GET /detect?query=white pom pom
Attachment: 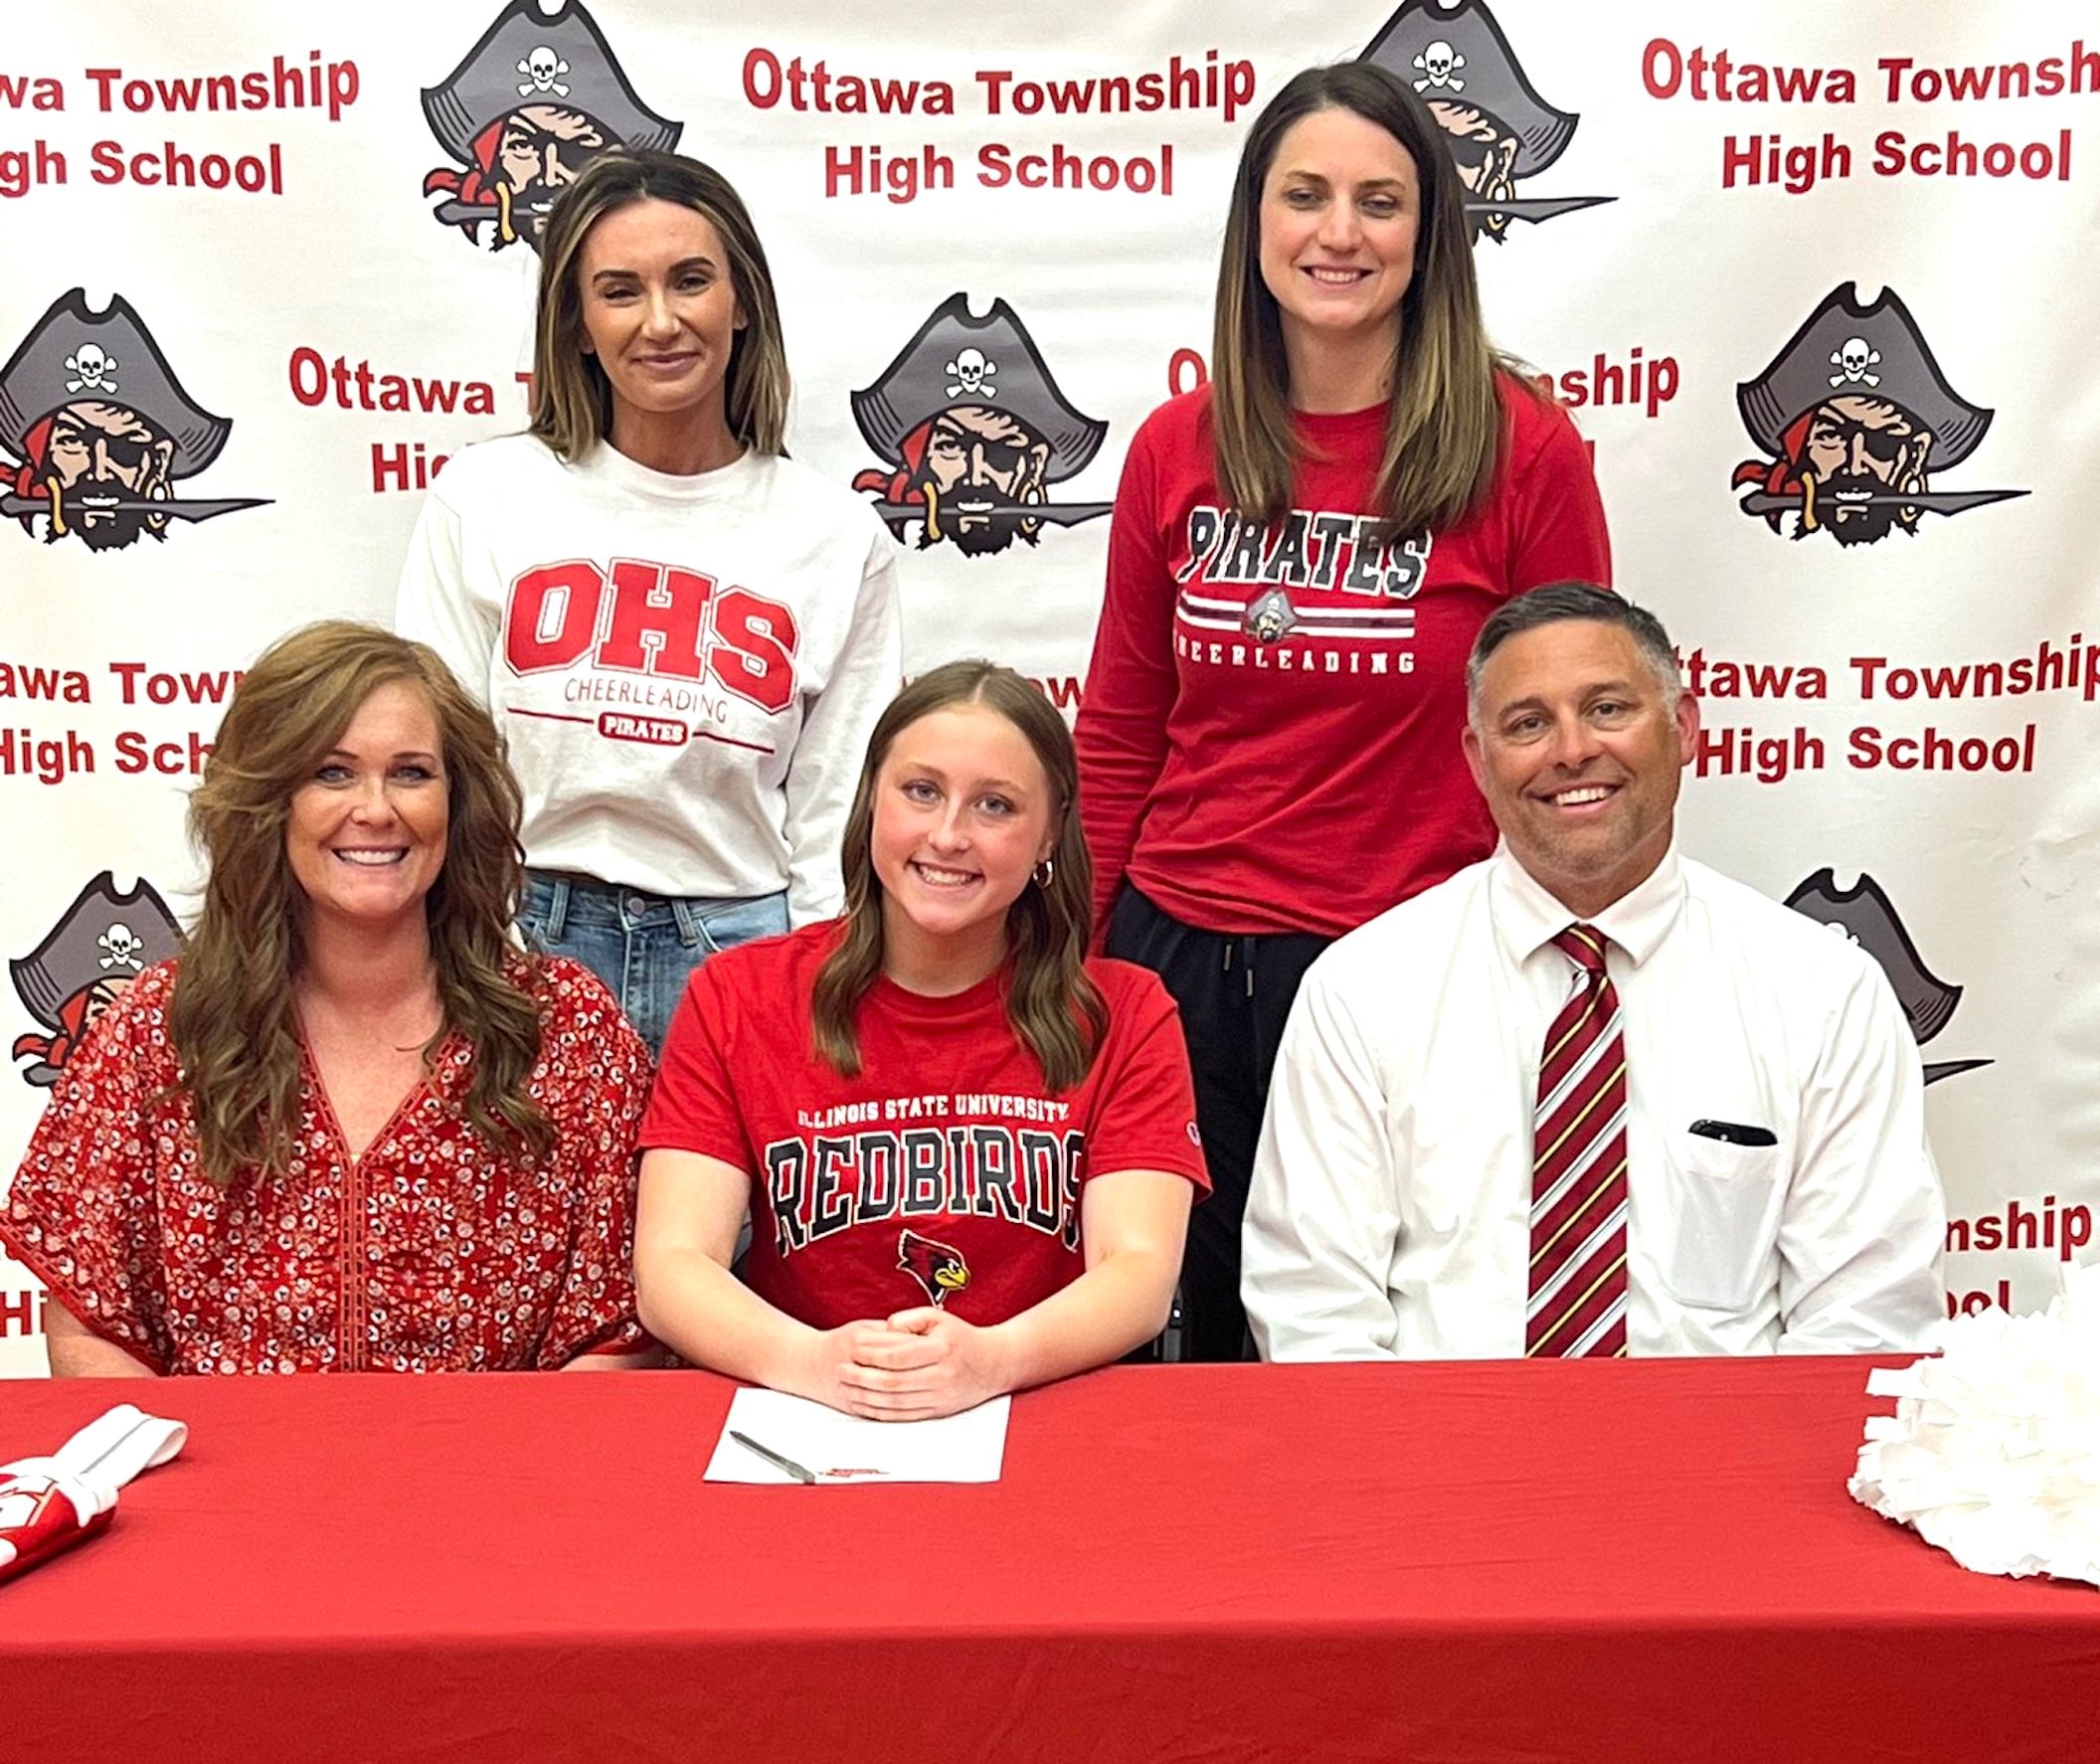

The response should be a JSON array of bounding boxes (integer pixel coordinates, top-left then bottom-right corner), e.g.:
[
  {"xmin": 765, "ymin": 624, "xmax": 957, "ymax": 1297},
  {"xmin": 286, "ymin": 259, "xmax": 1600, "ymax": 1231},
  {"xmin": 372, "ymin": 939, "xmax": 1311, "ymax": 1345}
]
[{"xmin": 1849, "ymin": 1262, "xmax": 2100, "ymax": 1585}]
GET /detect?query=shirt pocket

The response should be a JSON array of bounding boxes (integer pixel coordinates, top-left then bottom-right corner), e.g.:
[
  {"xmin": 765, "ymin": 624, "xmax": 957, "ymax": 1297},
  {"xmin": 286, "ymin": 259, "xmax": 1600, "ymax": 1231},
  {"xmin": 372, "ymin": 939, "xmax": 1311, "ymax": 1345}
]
[{"xmin": 1655, "ymin": 1133, "xmax": 1787, "ymax": 1312}]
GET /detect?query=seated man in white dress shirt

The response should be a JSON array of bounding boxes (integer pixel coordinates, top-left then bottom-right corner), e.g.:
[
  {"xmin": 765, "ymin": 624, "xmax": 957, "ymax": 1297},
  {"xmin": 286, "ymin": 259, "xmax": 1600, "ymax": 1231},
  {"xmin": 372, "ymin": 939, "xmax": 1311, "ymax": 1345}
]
[{"xmin": 1243, "ymin": 583, "xmax": 1946, "ymax": 1360}]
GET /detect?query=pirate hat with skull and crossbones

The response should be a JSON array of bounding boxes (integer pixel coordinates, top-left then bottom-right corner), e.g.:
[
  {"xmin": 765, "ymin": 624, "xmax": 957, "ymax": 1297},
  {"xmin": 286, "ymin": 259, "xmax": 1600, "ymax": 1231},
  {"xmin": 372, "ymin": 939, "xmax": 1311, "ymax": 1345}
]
[
  {"xmin": 0, "ymin": 289, "xmax": 232, "ymax": 479},
  {"xmin": 1736, "ymin": 283, "xmax": 1995, "ymax": 473},
  {"xmin": 1783, "ymin": 869, "xmax": 1991, "ymax": 1086},
  {"xmin": 1361, "ymin": 0, "xmax": 1579, "ymax": 176},
  {"xmin": 850, "ymin": 293, "xmax": 1108, "ymax": 483},
  {"xmin": 422, "ymin": 0, "xmax": 680, "ymax": 166},
  {"xmin": 10, "ymin": 872, "xmax": 183, "ymax": 1087}
]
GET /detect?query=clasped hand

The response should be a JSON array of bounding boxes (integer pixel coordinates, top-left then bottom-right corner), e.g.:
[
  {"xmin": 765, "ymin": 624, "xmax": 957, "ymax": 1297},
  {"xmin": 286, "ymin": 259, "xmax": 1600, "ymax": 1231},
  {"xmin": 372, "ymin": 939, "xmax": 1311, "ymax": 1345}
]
[{"xmin": 804, "ymin": 1309, "xmax": 1008, "ymax": 1421}]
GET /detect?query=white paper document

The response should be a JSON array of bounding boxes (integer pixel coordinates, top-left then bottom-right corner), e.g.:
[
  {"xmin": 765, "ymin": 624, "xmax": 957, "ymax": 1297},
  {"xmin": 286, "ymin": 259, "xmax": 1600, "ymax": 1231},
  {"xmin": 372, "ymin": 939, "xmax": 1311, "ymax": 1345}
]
[{"xmin": 705, "ymin": 1387, "xmax": 1011, "ymax": 1485}]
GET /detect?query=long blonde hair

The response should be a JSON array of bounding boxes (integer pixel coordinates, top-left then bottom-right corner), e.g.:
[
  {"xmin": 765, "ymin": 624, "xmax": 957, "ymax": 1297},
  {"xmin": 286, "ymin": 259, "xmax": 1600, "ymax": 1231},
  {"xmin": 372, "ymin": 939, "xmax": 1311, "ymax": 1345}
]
[
  {"xmin": 812, "ymin": 663, "xmax": 1108, "ymax": 1092},
  {"xmin": 1211, "ymin": 61, "xmax": 1535, "ymax": 542},
  {"xmin": 170, "ymin": 621, "xmax": 551, "ymax": 1183},
  {"xmin": 528, "ymin": 149, "xmax": 789, "ymax": 461}
]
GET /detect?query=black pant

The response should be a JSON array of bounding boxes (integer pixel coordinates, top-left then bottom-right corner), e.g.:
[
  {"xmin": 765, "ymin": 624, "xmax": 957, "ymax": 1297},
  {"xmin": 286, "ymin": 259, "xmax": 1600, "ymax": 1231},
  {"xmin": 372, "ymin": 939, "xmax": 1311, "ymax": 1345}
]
[{"xmin": 1106, "ymin": 885, "xmax": 1332, "ymax": 1362}]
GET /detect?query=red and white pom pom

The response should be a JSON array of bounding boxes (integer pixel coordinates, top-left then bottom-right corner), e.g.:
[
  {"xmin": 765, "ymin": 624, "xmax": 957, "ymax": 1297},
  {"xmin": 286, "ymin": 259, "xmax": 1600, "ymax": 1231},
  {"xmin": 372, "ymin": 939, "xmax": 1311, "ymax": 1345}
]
[
  {"xmin": 0, "ymin": 1405, "xmax": 187, "ymax": 1586},
  {"xmin": 0, "ymin": 1472, "xmax": 113, "ymax": 1583}
]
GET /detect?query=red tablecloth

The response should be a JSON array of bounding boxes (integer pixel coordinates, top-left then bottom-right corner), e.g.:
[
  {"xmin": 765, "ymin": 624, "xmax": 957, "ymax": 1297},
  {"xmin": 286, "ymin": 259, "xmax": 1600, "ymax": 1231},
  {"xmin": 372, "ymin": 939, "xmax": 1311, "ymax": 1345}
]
[{"xmin": 1, "ymin": 1357, "xmax": 2091, "ymax": 1762}]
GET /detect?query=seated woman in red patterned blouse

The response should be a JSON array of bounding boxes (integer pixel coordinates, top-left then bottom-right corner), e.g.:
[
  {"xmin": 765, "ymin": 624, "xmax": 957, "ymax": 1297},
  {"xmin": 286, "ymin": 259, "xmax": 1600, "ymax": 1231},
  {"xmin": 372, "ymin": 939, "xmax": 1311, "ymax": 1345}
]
[{"xmin": 2, "ymin": 621, "xmax": 655, "ymax": 1375}]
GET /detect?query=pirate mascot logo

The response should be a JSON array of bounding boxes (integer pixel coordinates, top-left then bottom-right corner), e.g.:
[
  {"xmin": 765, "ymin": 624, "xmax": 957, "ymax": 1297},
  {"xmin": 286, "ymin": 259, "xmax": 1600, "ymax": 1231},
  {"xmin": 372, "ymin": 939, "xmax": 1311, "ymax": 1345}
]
[
  {"xmin": 421, "ymin": 0, "xmax": 682, "ymax": 256},
  {"xmin": 897, "ymin": 1229, "xmax": 971, "ymax": 1308},
  {"xmin": 1733, "ymin": 283, "xmax": 2025, "ymax": 547},
  {"xmin": 0, "ymin": 290, "xmax": 267, "ymax": 551},
  {"xmin": 851, "ymin": 294, "xmax": 1109, "ymax": 557},
  {"xmin": 1360, "ymin": 0, "xmax": 1612, "ymax": 245},
  {"xmin": 11, "ymin": 873, "xmax": 182, "ymax": 1088},
  {"xmin": 1785, "ymin": 869, "xmax": 1991, "ymax": 1085}
]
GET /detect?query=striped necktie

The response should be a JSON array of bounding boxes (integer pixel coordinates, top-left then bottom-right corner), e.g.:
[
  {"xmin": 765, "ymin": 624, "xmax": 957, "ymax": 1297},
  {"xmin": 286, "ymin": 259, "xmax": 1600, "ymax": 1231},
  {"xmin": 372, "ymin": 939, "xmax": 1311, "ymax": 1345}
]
[{"xmin": 1526, "ymin": 924, "xmax": 1630, "ymax": 1358}]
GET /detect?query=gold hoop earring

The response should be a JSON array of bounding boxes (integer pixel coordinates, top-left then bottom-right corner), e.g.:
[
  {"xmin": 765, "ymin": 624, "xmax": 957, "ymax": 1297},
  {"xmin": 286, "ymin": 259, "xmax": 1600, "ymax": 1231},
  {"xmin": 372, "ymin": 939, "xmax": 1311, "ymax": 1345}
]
[{"xmin": 1032, "ymin": 857, "xmax": 1054, "ymax": 889}]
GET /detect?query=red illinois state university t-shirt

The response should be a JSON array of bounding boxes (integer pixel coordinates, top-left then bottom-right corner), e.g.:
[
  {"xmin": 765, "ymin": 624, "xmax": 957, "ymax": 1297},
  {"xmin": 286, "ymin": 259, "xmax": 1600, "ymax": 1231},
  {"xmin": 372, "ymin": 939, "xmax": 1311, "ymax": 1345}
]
[
  {"xmin": 1077, "ymin": 376, "xmax": 1610, "ymax": 939},
  {"xmin": 640, "ymin": 924, "xmax": 1209, "ymax": 1329}
]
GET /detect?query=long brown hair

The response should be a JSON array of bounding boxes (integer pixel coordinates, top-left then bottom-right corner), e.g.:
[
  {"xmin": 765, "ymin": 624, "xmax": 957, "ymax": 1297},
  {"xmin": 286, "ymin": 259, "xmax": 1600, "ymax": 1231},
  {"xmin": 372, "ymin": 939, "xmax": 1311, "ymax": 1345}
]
[
  {"xmin": 1211, "ymin": 61, "xmax": 1534, "ymax": 541},
  {"xmin": 527, "ymin": 148, "xmax": 789, "ymax": 461},
  {"xmin": 170, "ymin": 620, "xmax": 551, "ymax": 1183},
  {"xmin": 812, "ymin": 662, "xmax": 1108, "ymax": 1091}
]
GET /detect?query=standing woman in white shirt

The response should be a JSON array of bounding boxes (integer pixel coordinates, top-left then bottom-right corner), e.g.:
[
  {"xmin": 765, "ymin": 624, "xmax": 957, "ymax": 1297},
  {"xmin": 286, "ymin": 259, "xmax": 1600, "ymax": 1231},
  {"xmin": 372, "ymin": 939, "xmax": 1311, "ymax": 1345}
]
[{"xmin": 399, "ymin": 150, "xmax": 901, "ymax": 1053}]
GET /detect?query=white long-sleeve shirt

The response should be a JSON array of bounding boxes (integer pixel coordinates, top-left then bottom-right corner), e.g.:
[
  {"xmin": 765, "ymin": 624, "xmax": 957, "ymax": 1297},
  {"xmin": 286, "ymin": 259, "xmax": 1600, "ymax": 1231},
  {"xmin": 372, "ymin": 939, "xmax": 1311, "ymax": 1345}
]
[
  {"xmin": 398, "ymin": 435, "xmax": 900, "ymax": 922},
  {"xmin": 1244, "ymin": 844, "xmax": 1947, "ymax": 1360}
]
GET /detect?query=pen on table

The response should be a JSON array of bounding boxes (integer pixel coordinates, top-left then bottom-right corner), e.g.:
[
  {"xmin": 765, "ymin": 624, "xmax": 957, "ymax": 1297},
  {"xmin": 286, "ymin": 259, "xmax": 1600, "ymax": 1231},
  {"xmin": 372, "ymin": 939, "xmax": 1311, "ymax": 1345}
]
[{"xmin": 730, "ymin": 1430, "xmax": 817, "ymax": 1484}]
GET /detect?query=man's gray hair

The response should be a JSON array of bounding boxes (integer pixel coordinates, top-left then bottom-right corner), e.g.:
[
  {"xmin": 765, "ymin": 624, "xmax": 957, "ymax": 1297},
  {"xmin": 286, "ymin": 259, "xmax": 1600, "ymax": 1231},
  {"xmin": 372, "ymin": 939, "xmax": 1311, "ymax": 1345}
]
[{"xmin": 1465, "ymin": 582, "xmax": 1681, "ymax": 720}]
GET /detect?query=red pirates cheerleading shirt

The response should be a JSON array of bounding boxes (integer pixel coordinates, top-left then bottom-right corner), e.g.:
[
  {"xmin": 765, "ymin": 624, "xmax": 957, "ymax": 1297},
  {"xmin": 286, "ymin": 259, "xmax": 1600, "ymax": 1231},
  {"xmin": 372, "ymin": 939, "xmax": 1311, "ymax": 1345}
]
[
  {"xmin": 1077, "ymin": 376, "xmax": 1610, "ymax": 939},
  {"xmin": 640, "ymin": 923, "xmax": 1209, "ymax": 1328},
  {"xmin": 1, "ymin": 959, "xmax": 650, "ymax": 1373}
]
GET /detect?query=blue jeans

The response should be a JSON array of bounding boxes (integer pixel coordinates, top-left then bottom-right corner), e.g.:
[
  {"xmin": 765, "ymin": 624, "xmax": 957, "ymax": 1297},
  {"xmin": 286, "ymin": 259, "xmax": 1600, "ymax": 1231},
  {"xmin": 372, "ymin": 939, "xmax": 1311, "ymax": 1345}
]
[{"xmin": 519, "ymin": 872, "xmax": 789, "ymax": 1057}]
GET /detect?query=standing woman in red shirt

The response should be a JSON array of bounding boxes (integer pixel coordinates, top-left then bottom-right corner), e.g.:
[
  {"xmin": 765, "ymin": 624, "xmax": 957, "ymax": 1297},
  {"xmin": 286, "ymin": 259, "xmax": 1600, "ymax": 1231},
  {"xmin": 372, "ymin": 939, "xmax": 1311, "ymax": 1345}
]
[{"xmin": 1075, "ymin": 62, "xmax": 1611, "ymax": 1360}]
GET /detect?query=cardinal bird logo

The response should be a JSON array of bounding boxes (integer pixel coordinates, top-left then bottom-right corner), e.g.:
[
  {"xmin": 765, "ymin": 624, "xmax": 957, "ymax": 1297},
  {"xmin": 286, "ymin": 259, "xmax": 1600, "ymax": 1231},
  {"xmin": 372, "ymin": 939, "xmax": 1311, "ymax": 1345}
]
[{"xmin": 897, "ymin": 1228, "xmax": 970, "ymax": 1308}]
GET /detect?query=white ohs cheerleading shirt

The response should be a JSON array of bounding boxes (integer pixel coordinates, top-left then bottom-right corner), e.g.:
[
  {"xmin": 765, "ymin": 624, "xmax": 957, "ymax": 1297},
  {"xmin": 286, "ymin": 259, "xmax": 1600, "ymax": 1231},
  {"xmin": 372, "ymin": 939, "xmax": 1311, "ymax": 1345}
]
[{"xmin": 398, "ymin": 435, "xmax": 901, "ymax": 920}]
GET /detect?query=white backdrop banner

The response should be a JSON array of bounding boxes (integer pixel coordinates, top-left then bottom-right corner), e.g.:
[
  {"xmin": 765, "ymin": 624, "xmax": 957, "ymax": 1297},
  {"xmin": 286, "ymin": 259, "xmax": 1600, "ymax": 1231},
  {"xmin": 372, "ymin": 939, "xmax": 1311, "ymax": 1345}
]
[{"xmin": 4, "ymin": 0, "xmax": 2096, "ymax": 1371}]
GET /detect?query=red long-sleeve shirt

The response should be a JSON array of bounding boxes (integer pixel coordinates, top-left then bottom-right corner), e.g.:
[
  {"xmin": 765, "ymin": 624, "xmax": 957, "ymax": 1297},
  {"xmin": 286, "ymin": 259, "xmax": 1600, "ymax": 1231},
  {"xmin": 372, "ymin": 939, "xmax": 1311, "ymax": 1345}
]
[{"xmin": 1077, "ymin": 377, "xmax": 1610, "ymax": 940}]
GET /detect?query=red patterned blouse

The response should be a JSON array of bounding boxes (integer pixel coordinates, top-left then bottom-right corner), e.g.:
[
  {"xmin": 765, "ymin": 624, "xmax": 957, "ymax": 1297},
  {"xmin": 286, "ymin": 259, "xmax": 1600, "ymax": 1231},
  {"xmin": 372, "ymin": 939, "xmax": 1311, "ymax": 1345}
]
[{"xmin": 1, "ymin": 958, "xmax": 651, "ymax": 1373}]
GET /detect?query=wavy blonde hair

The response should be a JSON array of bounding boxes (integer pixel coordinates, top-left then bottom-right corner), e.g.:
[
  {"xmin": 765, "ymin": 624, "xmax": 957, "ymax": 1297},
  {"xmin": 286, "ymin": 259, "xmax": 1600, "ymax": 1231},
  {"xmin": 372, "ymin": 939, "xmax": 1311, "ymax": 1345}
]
[
  {"xmin": 1211, "ymin": 61, "xmax": 1541, "ymax": 541},
  {"xmin": 170, "ymin": 621, "xmax": 551, "ymax": 1183},
  {"xmin": 528, "ymin": 149, "xmax": 789, "ymax": 461},
  {"xmin": 812, "ymin": 662, "xmax": 1108, "ymax": 1092}
]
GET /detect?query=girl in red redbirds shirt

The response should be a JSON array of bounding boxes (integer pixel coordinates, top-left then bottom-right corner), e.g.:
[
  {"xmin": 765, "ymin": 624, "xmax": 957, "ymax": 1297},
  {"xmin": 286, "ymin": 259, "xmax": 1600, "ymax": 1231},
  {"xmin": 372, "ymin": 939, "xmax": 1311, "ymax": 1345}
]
[
  {"xmin": 1075, "ymin": 62, "xmax": 1610, "ymax": 1361},
  {"xmin": 636, "ymin": 662, "xmax": 1209, "ymax": 1419}
]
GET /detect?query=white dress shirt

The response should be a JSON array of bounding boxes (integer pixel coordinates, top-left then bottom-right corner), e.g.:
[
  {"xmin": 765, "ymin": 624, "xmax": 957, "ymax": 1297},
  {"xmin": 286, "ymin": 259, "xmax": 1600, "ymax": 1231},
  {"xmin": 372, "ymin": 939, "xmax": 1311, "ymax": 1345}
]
[{"xmin": 1243, "ymin": 844, "xmax": 1947, "ymax": 1359}]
